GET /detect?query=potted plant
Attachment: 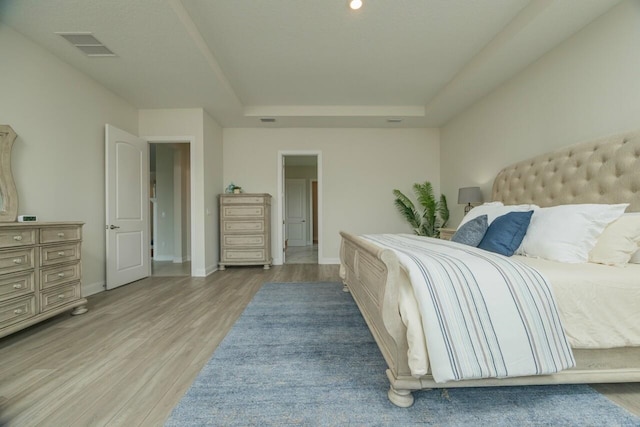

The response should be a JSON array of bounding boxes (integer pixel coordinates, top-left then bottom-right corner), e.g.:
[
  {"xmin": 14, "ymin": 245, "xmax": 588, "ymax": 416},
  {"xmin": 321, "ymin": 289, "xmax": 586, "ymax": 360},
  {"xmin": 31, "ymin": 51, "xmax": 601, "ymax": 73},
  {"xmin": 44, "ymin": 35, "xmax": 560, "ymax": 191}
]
[
  {"xmin": 226, "ymin": 183, "xmax": 242, "ymax": 194},
  {"xmin": 393, "ymin": 181, "xmax": 449, "ymax": 238}
]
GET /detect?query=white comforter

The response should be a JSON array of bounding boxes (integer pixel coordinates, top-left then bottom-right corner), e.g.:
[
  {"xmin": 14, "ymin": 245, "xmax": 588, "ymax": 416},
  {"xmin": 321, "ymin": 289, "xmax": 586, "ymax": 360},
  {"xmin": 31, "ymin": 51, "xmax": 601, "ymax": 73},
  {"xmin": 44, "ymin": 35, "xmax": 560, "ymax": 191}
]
[{"xmin": 364, "ymin": 234, "xmax": 575, "ymax": 383}]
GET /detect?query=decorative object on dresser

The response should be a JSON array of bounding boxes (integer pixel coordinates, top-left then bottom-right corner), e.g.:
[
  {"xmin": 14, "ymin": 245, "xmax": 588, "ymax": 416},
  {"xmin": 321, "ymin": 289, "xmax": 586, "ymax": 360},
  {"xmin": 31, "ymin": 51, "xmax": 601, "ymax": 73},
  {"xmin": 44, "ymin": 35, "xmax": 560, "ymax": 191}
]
[
  {"xmin": 219, "ymin": 193, "xmax": 272, "ymax": 270},
  {"xmin": 0, "ymin": 125, "xmax": 19, "ymax": 222},
  {"xmin": 0, "ymin": 222, "xmax": 88, "ymax": 339},
  {"xmin": 457, "ymin": 186, "xmax": 483, "ymax": 215}
]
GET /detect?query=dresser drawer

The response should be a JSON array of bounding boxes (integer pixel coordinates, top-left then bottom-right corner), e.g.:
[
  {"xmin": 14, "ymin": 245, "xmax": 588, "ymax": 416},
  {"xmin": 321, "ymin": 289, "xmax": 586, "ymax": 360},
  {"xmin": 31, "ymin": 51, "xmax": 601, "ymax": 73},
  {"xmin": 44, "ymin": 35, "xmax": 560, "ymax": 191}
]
[
  {"xmin": 0, "ymin": 295, "xmax": 36, "ymax": 329},
  {"xmin": 40, "ymin": 243, "xmax": 81, "ymax": 267},
  {"xmin": 0, "ymin": 228, "xmax": 37, "ymax": 249},
  {"xmin": 223, "ymin": 220, "xmax": 264, "ymax": 233},
  {"xmin": 0, "ymin": 248, "xmax": 35, "ymax": 275},
  {"xmin": 223, "ymin": 235, "xmax": 265, "ymax": 247},
  {"xmin": 40, "ymin": 226, "xmax": 82, "ymax": 244},
  {"xmin": 40, "ymin": 282, "xmax": 81, "ymax": 312},
  {"xmin": 223, "ymin": 206, "xmax": 264, "ymax": 218},
  {"xmin": 0, "ymin": 271, "xmax": 35, "ymax": 302},
  {"xmin": 222, "ymin": 249, "xmax": 266, "ymax": 261},
  {"xmin": 222, "ymin": 196, "xmax": 265, "ymax": 205},
  {"xmin": 40, "ymin": 262, "xmax": 81, "ymax": 290}
]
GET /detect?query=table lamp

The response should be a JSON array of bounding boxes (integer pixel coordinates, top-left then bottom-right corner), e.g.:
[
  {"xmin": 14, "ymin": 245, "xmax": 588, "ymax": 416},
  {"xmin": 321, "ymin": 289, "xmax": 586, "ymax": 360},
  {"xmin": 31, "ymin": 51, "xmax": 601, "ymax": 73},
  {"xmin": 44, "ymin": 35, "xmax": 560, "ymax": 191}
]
[{"xmin": 458, "ymin": 187, "xmax": 483, "ymax": 215}]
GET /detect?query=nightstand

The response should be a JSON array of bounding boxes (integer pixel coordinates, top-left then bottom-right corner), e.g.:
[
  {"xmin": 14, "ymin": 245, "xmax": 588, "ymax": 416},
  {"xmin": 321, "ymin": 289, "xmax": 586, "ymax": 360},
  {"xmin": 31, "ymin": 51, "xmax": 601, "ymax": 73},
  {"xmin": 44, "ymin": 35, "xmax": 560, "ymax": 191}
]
[{"xmin": 438, "ymin": 227, "xmax": 456, "ymax": 241}]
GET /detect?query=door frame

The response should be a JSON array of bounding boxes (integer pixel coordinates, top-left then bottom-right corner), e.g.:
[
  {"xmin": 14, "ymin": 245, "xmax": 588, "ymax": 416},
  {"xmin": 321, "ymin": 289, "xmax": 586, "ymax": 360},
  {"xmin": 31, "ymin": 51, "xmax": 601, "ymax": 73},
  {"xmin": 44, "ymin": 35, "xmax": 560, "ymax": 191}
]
[
  {"xmin": 276, "ymin": 151, "xmax": 322, "ymax": 265},
  {"xmin": 146, "ymin": 136, "xmax": 197, "ymax": 276},
  {"xmin": 310, "ymin": 179, "xmax": 317, "ymax": 245}
]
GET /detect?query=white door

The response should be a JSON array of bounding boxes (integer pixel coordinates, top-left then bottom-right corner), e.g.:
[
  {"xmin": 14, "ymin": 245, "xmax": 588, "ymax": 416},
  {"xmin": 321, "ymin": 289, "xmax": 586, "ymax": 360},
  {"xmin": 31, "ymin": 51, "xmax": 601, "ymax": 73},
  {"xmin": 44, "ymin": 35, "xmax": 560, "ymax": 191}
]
[
  {"xmin": 285, "ymin": 179, "xmax": 307, "ymax": 247},
  {"xmin": 105, "ymin": 124, "xmax": 150, "ymax": 289}
]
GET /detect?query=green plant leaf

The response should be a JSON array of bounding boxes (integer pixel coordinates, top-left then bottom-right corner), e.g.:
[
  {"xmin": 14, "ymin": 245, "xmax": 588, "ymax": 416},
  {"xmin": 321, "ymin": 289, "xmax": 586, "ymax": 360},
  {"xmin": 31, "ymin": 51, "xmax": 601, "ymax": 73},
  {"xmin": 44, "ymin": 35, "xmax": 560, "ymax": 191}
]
[
  {"xmin": 414, "ymin": 182, "xmax": 437, "ymax": 237},
  {"xmin": 438, "ymin": 194, "xmax": 450, "ymax": 229},
  {"xmin": 393, "ymin": 189, "xmax": 421, "ymax": 232},
  {"xmin": 393, "ymin": 181, "xmax": 449, "ymax": 238}
]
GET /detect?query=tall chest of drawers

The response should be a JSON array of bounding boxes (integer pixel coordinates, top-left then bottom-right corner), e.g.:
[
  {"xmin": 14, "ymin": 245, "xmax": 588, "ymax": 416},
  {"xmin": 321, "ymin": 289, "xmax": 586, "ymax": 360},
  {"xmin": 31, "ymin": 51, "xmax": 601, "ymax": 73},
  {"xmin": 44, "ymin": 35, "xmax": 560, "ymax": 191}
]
[
  {"xmin": 0, "ymin": 222, "xmax": 87, "ymax": 339},
  {"xmin": 219, "ymin": 194, "xmax": 272, "ymax": 270}
]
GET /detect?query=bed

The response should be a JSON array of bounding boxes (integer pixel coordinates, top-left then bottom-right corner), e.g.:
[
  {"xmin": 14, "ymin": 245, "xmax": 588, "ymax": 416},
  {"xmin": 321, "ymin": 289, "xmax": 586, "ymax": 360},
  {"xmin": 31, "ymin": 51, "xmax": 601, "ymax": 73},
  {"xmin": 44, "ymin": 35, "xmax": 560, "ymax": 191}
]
[{"xmin": 339, "ymin": 130, "xmax": 640, "ymax": 407}]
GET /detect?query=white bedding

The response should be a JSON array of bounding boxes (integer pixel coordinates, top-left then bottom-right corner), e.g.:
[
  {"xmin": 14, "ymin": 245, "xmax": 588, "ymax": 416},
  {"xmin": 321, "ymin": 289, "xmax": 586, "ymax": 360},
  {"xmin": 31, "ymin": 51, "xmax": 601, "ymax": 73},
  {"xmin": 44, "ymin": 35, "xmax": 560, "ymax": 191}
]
[
  {"xmin": 366, "ymin": 234, "xmax": 575, "ymax": 383},
  {"xmin": 397, "ymin": 249, "xmax": 640, "ymax": 377},
  {"xmin": 516, "ymin": 256, "xmax": 640, "ymax": 349}
]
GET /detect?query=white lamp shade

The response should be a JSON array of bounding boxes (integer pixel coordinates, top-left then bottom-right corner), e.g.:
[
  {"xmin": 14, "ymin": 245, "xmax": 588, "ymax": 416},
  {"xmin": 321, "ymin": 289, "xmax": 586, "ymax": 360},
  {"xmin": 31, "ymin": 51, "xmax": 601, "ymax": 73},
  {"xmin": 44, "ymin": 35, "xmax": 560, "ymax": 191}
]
[{"xmin": 458, "ymin": 187, "xmax": 483, "ymax": 204}]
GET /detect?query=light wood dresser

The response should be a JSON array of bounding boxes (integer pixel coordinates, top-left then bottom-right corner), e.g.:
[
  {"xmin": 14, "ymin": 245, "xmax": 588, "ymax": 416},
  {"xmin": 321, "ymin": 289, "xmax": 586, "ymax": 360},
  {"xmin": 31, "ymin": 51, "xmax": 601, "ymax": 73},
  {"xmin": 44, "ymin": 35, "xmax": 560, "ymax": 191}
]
[
  {"xmin": 219, "ymin": 193, "xmax": 272, "ymax": 270},
  {"xmin": 0, "ymin": 222, "xmax": 87, "ymax": 339}
]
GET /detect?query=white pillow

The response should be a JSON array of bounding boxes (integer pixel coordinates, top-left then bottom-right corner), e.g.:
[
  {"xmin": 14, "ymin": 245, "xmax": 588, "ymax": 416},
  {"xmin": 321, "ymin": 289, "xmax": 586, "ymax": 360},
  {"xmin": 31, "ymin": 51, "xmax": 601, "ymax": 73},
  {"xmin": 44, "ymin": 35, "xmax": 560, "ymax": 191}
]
[
  {"xmin": 457, "ymin": 202, "xmax": 538, "ymax": 230},
  {"xmin": 517, "ymin": 203, "xmax": 629, "ymax": 263},
  {"xmin": 589, "ymin": 213, "xmax": 640, "ymax": 266},
  {"xmin": 630, "ymin": 248, "xmax": 640, "ymax": 264}
]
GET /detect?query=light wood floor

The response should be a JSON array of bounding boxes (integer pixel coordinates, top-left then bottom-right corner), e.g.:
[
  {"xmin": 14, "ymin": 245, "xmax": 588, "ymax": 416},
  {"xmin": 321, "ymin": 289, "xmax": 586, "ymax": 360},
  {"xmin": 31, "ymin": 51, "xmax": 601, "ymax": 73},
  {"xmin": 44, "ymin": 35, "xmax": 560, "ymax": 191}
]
[
  {"xmin": 0, "ymin": 264, "xmax": 638, "ymax": 426},
  {"xmin": 285, "ymin": 244, "xmax": 318, "ymax": 264},
  {"xmin": 151, "ymin": 260, "xmax": 191, "ymax": 277}
]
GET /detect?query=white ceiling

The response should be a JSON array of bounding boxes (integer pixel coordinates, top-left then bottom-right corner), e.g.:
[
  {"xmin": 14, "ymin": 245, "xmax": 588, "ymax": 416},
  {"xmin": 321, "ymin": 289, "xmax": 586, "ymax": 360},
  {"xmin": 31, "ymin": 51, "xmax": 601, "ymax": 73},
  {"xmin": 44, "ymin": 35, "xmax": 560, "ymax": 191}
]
[{"xmin": 0, "ymin": 0, "xmax": 621, "ymax": 128}]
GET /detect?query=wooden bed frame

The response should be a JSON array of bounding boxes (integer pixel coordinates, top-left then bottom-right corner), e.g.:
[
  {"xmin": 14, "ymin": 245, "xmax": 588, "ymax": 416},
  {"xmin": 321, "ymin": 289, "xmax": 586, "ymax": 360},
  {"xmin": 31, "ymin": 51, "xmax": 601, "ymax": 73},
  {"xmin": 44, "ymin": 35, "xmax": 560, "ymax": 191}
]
[{"xmin": 340, "ymin": 131, "xmax": 640, "ymax": 407}]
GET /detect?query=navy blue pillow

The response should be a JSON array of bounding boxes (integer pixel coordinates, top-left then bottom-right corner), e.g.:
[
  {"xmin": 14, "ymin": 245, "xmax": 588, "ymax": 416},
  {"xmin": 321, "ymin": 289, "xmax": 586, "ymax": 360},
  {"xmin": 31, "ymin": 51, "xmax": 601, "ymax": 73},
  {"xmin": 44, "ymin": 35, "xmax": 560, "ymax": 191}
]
[
  {"xmin": 478, "ymin": 211, "xmax": 533, "ymax": 256},
  {"xmin": 451, "ymin": 215, "xmax": 488, "ymax": 247}
]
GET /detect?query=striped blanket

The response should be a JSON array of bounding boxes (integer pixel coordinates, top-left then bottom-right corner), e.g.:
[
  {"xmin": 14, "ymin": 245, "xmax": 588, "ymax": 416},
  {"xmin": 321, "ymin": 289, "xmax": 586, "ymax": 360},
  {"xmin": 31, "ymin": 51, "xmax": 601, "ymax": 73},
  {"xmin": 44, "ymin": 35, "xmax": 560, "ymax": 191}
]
[{"xmin": 364, "ymin": 234, "xmax": 575, "ymax": 383}]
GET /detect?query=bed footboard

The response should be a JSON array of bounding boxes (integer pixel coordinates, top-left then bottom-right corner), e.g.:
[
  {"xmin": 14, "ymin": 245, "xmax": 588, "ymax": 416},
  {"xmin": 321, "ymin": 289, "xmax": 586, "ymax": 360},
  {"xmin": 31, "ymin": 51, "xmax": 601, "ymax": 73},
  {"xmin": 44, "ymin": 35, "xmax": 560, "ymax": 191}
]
[
  {"xmin": 339, "ymin": 231, "xmax": 420, "ymax": 406},
  {"xmin": 339, "ymin": 231, "xmax": 640, "ymax": 408}
]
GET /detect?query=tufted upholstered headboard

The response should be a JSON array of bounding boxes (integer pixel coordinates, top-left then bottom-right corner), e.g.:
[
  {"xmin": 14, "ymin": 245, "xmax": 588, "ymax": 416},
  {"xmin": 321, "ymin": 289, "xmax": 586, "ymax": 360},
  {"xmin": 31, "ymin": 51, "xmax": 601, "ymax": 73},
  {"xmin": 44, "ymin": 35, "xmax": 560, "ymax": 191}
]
[{"xmin": 492, "ymin": 131, "xmax": 640, "ymax": 212}]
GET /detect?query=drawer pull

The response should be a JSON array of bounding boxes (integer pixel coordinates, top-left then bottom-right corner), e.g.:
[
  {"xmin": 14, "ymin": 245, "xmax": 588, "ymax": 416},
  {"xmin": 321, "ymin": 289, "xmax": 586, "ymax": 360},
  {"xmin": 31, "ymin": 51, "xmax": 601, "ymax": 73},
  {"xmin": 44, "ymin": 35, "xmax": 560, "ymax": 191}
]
[
  {"xmin": 57, "ymin": 251, "xmax": 65, "ymax": 256},
  {"xmin": 13, "ymin": 258, "xmax": 22, "ymax": 264},
  {"xmin": 57, "ymin": 232, "xmax": 65, "ymax": 237},
  {"xmin": 14, "ymin": 308, "xmax": 23, "ymax": 315},
  {"xmin": 58, "ymin": 294, "xmax": 65, "ymax": 299},
  {"xmin": 13, "ymin": 235, "xmax": 22, "ymax": 241},
  {"xmin": 13, "ymin": 284, "xmax": 22, "ymax": 289},
  {"xmin": 57, "ymin": 273, "xmax": 65, "ymax": 278}
]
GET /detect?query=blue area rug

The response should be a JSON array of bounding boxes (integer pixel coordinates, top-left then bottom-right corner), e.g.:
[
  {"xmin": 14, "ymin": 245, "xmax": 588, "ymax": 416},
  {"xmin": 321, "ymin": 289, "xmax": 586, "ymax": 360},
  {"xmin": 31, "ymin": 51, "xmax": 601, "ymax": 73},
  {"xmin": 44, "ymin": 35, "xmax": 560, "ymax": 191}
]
[{"xmin": 166, "ymin": 282, "xmax": 640, "ymax": 426}]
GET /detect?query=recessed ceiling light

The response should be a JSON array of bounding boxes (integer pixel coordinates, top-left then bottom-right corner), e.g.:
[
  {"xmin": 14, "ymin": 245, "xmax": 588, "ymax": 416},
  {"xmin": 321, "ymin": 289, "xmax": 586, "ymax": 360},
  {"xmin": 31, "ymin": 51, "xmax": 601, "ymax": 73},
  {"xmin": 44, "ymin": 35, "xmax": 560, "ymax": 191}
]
[{"xmin": 349, "ymin": 0, "xmax": 363, "ymax": 10}]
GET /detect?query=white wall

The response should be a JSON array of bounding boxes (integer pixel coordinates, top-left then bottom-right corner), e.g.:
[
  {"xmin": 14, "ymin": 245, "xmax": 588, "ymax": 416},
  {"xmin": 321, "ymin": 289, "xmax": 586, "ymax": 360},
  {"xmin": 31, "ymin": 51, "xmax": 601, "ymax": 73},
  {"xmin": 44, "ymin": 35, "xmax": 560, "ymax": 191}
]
[
  {"xmin": 223, "ymin": 128, "xmax": 440, "ymax": 262},
  {"xmin": 139, "ymin": 108, "xmax": 222, "ymax": 275},
  {"xmin": 441, "ymin": 0, "xmax": 640, "ymax": 226},
  {"xmin": 0, "ymin": 24, "xmax": 138, "ymax": 295}
]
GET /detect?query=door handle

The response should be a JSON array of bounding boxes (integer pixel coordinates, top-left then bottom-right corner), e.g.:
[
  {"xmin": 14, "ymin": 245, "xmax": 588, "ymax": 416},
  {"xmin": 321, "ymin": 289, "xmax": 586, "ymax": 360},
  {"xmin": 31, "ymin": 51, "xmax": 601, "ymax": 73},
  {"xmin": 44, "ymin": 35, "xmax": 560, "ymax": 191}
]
[
  {"xmin": 301, "ymin": 220, "xmax": 306, "ymax": 222},
  {"xmin": 109, "ymin": 225, "xmax": 120, "ymax": 230}
]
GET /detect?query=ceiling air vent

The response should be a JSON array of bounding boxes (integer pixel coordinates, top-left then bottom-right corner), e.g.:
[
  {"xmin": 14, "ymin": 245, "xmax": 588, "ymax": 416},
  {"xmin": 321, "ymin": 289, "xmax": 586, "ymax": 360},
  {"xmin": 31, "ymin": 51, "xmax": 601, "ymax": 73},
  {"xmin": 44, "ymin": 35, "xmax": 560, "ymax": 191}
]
[
  {"xmin": 260, "ymin": 118, "xmax": 276, "ymax": 123},
  {"xmin": 387, "ymin": 118, "xmax": 403, "ymax": 123},
  {"xmin": 56, "ymin": 32, "xmax": 116, "ymax": 57}
]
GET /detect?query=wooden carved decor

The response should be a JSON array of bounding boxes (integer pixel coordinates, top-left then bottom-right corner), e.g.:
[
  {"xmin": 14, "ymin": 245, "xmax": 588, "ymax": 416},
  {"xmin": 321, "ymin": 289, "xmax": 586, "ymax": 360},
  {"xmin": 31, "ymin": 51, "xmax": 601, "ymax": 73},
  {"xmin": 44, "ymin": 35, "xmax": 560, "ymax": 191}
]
[{"xmin": 0, "ymin": 125, "xmax": 18, "ymax": 222}]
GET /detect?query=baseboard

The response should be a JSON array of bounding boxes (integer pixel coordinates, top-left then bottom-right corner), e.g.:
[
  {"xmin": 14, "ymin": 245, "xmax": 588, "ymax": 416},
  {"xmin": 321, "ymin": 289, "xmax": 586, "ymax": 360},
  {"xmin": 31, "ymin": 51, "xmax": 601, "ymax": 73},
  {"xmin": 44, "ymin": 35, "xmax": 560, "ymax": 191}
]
[
  {"xmin": 83, "ymin": 280, "xmax": 106, "ymax": 296},
  {"xmin": 173, "ymin": 256, "xmax": 188, "ymax": 263},
  {"xmin": 193, "ymin": 264, "xmax": 218, "ymax": 277},
  {"xmin": 154, "ymin": 255, "xmax": 173, "ymax": 262},
  {"xmin": 319, "ymin": 257, "xmax": 340, "ymax": 265}
]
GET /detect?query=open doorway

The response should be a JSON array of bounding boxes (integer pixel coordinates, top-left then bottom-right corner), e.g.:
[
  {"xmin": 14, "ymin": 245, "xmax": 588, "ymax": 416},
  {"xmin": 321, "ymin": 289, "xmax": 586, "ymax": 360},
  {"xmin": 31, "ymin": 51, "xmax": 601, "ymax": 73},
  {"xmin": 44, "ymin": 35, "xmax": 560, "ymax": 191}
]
[
  {"xmin": 282, "ymin": 155, "xmax": 319, "ymax": 264},
  {"xmin": 150, "ymin": 143, "xmax": 191, "ymax": 276}
]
